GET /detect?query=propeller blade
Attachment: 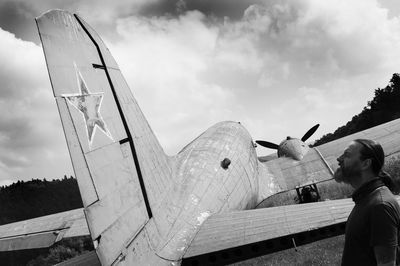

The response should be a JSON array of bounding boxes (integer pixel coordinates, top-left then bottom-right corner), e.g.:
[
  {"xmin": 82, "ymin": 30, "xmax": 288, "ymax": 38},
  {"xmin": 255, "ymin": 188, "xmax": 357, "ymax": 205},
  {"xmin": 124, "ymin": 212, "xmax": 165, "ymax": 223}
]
[
  {"xmin": 255, "ymin": 140, "xmax": 279, "ymax": 150},
  {"xmin": 301, "ymin": 124, "xmax": 320, "ymax": 142}
]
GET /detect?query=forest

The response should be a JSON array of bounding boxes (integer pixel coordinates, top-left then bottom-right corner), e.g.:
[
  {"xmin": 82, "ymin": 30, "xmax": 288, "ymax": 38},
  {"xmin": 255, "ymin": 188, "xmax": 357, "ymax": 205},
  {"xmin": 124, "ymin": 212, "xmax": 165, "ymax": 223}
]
[
  {"xmin": 314, "ymin": 73, "xmax": 400, "ymax": 146},
  {"xmin": 0, "ymin": 176, "xmax": 82, "ymax": 225}
]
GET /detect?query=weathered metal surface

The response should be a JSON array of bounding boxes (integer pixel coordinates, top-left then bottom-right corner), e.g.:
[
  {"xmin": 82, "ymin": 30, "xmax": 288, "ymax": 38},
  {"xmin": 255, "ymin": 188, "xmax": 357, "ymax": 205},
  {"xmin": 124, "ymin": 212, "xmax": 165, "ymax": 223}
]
[
  {"xmin": 154, "ymin": 121, "xmax": 263, "ymax": 260},
  {"xmin": 62, "ymin": 66, "xmax": 114, "ymax": 147},
  {"xmin": 183, "ymin": 194, "xmax": 400, "ymax": 265},
  {"xmin": 106, "ymin": 68, "xmax": 173, "ymax": 210},
  {"xmin": 37, "ymin": 10, "xmax": 150, "ymax": 265},
  {"xmin": 278, "ymin": 138, "xmax": 310, "ymax": 160},
  {"xmin": 0, "ymin": 232, "xmax": 59, "ymax": 252},
  {"xmin": 184, "ymin": 198, "xmax": 355, "ymax": 258},
  {"xmin": 0, "ymin": 208, "xmax": 88, "ymax": 251},
  {"xmin": 56, "ymin": 97, "xmax": 99, "ymax": 206},
  {"xmin": 262, "ymin": 147, "xmax": 333, "ymax": 191}
]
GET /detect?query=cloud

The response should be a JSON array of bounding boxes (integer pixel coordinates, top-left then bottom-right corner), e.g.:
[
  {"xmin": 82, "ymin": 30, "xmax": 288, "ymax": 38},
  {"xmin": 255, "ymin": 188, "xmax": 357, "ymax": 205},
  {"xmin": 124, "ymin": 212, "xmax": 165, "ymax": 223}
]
[
  {"xmin": 109, "ymin": 11, "xmax": 237, "ymax": 152},
  {"xmin": 106, "ymin": 0, "xmax": 400, "ymax": 154},
  {"xmin": 0, "ymin": 27, "xmax": 72, "ymax": 182},
  {"xmin": 0, "ymin": 1, "xmax": 38, "ymax": 42},
  {"xmin": 0, "ymin": 0, "xmax": 161, "ymax": 43},
  {"xmin": 139, "ymin": 0, "xmax": 264, "ymax": 19},
  {"xmin": 1, "ymin": 0, "xmax": 400, "ymax": 183},
  {"xmin": 0, "ymin": 29, "xmax": 46, "ymax": 98}
]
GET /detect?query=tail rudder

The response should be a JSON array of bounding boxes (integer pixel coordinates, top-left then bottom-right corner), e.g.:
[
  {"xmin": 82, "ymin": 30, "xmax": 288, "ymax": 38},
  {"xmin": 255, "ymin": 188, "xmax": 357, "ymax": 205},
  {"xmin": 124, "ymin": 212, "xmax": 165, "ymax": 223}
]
[{"xmin": 37, "ymin": 10, "xmax": 172, "ymax": 265}]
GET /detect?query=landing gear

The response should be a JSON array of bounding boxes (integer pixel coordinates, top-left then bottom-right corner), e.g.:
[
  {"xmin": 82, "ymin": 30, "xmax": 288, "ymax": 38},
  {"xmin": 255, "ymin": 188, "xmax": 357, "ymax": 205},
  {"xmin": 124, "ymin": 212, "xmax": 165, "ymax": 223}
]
[{"xmin": 296, "ymin": 184, "xmax": 320, "ymax": 204}]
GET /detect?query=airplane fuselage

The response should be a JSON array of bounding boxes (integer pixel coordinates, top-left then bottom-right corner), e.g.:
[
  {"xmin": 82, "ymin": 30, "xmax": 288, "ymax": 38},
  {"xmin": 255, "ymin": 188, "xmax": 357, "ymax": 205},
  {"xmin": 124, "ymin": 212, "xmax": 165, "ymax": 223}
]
[{"xmin": 151, "ymin": 121, "xmax": 264, "ymax": 260}]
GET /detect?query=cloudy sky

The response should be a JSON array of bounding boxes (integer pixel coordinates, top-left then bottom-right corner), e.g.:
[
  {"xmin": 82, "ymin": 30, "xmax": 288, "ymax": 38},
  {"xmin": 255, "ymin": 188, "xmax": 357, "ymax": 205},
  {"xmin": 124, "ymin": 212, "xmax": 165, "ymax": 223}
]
[{"xmin": 0, "ymin": 0, "xmax": 400, "ymax": 186}]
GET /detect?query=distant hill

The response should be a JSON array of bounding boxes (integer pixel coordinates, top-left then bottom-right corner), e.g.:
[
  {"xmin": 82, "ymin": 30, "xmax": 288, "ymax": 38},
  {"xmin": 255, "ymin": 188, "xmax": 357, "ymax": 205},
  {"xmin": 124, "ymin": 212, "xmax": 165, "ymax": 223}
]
[
  {"xmin": 314, "ymin": 73, "xmax": 400, "ymax": 146},
  {"xmin": 0, "ymin": 176, "xmax": 83, "ymax": 225}
]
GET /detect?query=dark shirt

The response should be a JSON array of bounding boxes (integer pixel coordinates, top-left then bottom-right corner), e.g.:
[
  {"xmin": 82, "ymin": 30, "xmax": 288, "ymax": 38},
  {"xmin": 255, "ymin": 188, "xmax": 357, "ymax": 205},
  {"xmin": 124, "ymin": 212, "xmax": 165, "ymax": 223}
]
[{"xmin": 342, "ymin": 178, "xmax": 400, "ymax": 266}]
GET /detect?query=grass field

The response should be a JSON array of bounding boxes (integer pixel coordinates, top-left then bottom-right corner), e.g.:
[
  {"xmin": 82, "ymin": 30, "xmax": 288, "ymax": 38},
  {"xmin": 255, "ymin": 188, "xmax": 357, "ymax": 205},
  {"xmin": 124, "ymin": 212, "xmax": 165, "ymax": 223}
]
[{"xmin": 232, "ymin": 235, "xmax": 344, "ymax": 266}]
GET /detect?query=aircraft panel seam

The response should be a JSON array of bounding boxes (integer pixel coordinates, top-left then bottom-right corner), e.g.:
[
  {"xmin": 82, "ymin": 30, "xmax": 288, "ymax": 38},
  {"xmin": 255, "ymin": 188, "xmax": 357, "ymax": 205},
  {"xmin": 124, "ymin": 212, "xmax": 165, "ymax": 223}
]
[
  {"xmin": 62, "ymin": 97, "xmax": 100, "ymax": 201},
  {"xmin": 73, "ymin": 13, "xmax": 153, "ymax": 219}
]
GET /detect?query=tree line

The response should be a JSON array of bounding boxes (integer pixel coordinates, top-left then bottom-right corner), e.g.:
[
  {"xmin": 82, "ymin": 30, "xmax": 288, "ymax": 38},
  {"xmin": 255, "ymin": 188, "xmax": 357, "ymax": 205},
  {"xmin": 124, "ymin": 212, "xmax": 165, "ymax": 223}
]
[
  {"xmin": 0, "ymin": 176, "xmax": 83, "ymax": 225},
  {"xmin": 314, "ymin": 73, "xmax": 400, "ymax": 146}
]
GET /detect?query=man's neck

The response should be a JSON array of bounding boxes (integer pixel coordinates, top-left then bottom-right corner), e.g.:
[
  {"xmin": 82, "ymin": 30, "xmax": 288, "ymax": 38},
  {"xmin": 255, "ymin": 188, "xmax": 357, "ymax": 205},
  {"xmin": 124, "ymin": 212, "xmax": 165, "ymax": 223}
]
[{"xmin": 351, "ymin": 171, "xmax": 377, "ymax": 190}]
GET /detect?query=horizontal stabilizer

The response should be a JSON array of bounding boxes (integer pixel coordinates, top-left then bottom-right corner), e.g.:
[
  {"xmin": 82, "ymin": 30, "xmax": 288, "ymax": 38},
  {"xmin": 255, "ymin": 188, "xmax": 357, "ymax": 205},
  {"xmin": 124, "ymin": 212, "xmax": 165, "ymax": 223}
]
[{"xmin": 0, "ymin": 208, "xmax": 88, "ymax": 251}]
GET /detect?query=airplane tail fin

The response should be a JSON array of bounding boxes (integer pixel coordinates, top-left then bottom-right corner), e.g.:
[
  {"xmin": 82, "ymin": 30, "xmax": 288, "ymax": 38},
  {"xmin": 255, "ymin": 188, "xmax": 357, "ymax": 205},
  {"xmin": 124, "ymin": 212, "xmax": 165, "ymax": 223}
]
[{"xmin": 36, "ymin": 10, "xmax": 172, "ymax": 265}]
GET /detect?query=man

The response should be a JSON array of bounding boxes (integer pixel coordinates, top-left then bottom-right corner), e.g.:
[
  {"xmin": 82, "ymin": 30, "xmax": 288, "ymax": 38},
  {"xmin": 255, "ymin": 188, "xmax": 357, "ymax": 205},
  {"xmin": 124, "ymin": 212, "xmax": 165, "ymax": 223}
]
[{"xmin": 335, "ymin": 139, "xmax": 400, "ymax": 266}]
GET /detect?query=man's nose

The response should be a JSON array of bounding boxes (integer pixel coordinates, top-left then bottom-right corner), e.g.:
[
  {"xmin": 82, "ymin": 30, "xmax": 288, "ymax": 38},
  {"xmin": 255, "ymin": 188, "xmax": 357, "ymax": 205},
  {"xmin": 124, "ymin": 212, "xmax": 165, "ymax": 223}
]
[{"xmin": 337, "ymin": 155, "xmax": 343, "ymax": 163}]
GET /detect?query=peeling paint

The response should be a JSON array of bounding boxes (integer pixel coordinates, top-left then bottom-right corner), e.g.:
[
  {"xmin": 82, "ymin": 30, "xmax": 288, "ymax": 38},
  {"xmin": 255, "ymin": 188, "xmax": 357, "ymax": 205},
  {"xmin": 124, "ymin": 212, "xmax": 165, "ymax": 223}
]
[
  {"xmin": 190, "ymin": 194, "xmax": 199, "ymax": 205},
  {"xmin": 62, "ymin": 65, "xmax": 113, "ymax": 148},
  {"xmin": 196, "ymin": 211, "xmax": 211, "ymax": 226}
]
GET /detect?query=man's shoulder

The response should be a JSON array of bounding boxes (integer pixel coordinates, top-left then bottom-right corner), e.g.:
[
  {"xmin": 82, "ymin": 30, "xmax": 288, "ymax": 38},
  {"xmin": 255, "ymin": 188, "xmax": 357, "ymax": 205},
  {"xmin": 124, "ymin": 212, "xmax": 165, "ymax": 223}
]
[{"xmin": 370, "ymin": 186, "xmax": 400, "ymax": 210}]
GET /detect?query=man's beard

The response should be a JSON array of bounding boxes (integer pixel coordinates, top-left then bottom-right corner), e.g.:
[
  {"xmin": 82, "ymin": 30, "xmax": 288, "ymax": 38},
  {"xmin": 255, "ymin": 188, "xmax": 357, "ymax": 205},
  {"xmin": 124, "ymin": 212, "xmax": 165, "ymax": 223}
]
[
  {"xmin": 334, "ymin": 165, "xmax": 361, "ymax": 184},
  {"xmin": 334, "ymin": 167, "xmax": 345, "ymax": 183}
]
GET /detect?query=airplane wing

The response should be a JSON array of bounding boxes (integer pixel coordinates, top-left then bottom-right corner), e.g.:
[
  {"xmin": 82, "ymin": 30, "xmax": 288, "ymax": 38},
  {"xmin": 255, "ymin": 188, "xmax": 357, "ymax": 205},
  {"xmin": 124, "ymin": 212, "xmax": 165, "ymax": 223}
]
[
  {"xmin": 0, "ymin": 208, "xmax": 88, "ymax": 251},
  {"xmin": 315, "ymin": 118, "xmax": 400, "ymax": 168},
  {"xmin": 182, "ymin": 196, "xmax": 399, "ymax": 265},
  {"xmin": 261, "ymin": 118, "xmax": 400, "ymax": 192}
]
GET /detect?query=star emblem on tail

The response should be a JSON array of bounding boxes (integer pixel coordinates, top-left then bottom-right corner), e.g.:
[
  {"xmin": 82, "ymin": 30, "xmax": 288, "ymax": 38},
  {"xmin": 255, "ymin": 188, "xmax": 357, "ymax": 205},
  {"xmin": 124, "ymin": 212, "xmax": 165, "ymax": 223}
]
[{"xmin": 62, "ymin": 66, "xmax": 113, "ymax": 147}]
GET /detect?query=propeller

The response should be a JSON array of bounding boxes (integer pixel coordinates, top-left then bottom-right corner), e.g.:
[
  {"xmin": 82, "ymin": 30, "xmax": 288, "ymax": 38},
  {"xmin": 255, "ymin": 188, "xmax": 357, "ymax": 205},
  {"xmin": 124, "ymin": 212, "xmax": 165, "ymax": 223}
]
[
  {"xmin": 255, "ymin": 140, "xmax": 279, "ymax": 150},
  {"xmin": 256, "ymin": 123, "xmax": 320, "ymax": 150},
  {"xmin": 301, "ymin": 124, "xmax": 320, "ymax": 142}
]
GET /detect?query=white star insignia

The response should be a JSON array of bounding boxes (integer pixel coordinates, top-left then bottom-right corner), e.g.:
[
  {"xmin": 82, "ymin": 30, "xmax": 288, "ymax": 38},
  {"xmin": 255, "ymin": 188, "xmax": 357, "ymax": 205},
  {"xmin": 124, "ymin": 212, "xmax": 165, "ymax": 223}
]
[{"xmin": 62, "ymin": 66, "xmax": 113, "ymax": 147}]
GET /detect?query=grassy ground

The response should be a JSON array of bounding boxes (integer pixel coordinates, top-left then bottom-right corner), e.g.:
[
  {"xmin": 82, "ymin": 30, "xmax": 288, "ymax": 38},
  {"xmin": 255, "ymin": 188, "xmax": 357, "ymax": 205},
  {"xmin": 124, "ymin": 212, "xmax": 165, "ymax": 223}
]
[{"xmin": 231, "ymin": 235, "xmax": 344, "ymax": 266}]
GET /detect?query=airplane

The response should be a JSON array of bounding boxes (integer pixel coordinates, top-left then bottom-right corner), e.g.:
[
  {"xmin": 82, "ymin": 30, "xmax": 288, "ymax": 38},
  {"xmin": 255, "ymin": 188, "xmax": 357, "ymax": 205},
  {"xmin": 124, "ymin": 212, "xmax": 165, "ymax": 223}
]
[{"xmin": 0, "ymin": 9, "xmax": 400, "ymax": 266}]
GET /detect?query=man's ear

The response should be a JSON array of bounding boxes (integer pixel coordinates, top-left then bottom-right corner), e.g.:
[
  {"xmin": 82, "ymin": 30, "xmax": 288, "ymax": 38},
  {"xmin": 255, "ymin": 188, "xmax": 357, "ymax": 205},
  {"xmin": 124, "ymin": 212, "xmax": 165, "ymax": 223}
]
[{"xmin": 362, "ymin": 158, "xmax": 372, "ymax": 171}]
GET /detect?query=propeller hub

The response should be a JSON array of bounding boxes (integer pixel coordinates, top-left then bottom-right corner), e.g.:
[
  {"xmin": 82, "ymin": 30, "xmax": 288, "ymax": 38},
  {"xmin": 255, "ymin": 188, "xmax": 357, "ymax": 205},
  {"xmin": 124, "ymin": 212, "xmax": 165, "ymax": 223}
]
[
  {"xmin": 256, "ymin": 124, "xmax": 319, "ymax": 161},
  {"xmin": 278, "ymin": 138, "xmax": 309, "ymax": 160}
]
